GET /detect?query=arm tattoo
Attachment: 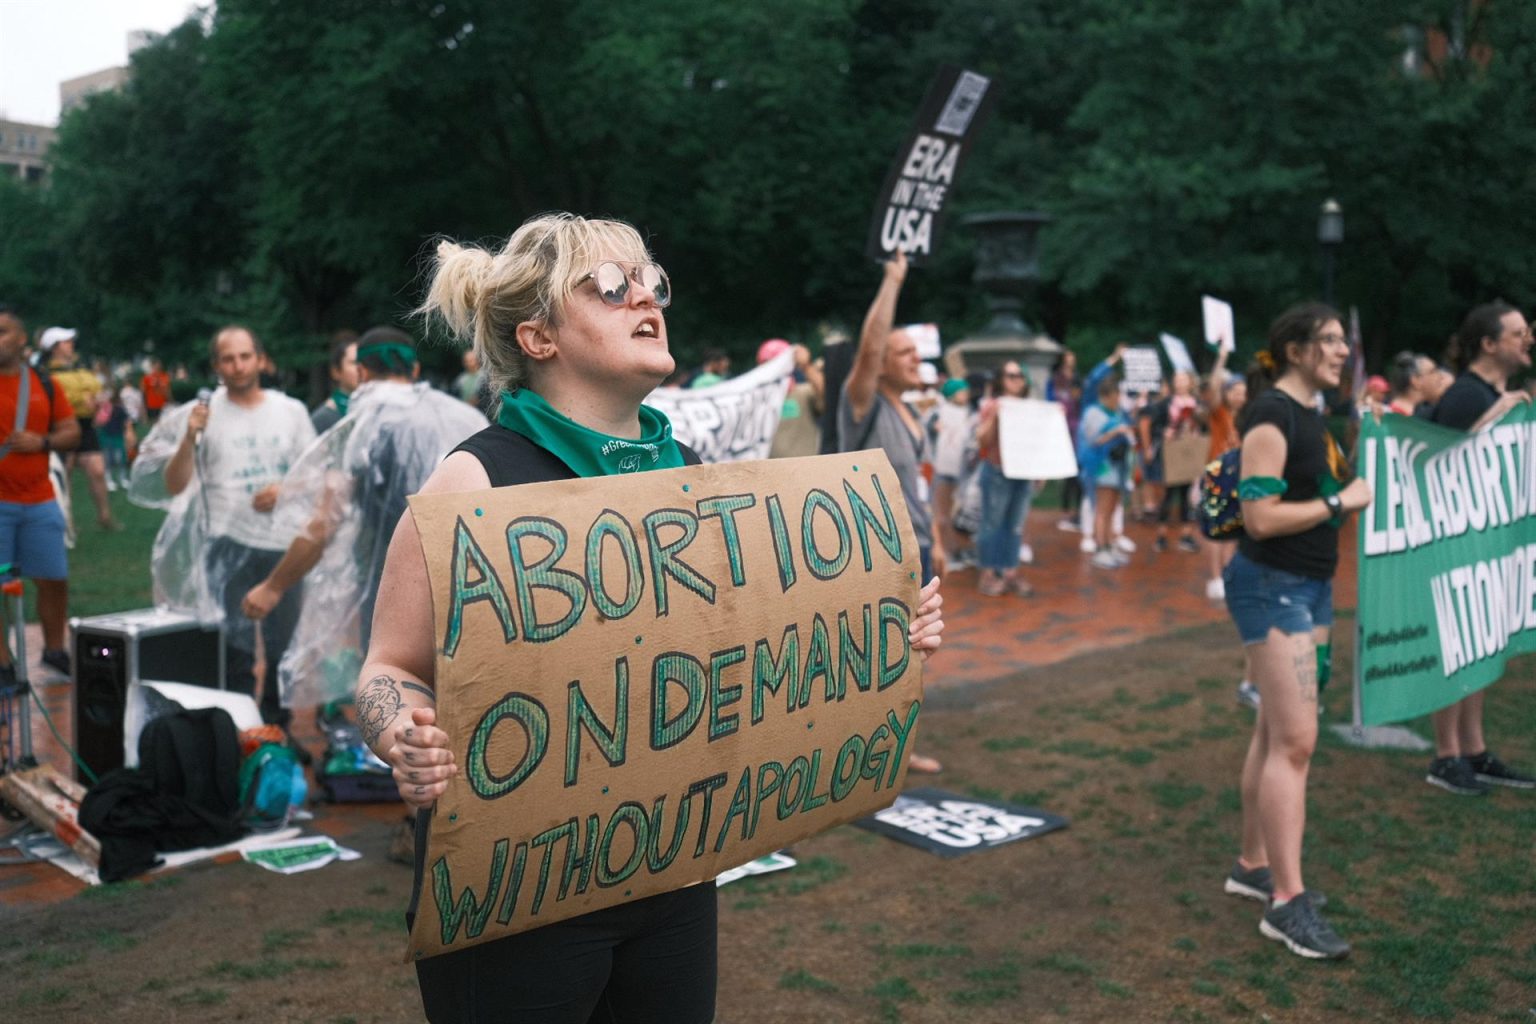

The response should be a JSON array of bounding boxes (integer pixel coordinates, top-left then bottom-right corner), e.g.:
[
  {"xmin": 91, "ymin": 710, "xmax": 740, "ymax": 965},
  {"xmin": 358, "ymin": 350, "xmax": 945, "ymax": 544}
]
[
  {"xmin": 357, "ymin": 675, "xmax": 404, "ymax": 747},
  {"xmin": 403, "ymin": 680, "xmax": 435, "ymax": 700}
]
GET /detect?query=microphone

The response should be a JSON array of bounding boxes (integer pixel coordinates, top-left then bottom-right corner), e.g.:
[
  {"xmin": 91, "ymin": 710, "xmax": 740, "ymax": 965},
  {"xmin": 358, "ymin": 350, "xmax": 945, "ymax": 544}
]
[{"xmin": 194, "ymin": 387, "xmax": 212, "ymax": 446}]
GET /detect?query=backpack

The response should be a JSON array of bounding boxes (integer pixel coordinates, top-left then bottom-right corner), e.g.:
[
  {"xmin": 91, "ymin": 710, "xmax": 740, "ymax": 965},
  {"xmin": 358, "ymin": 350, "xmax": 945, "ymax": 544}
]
[
  {"xmin": 1196, "ymin": 448, "xmax": 1244, "ymax": 539},
  {"xmin": 1196, "ymin": 391, "xmax": 1297, "ymax": 540},
  {"xmin": 137, "ymin": 707, "xmax": 243, "ymax": 823},
  {"xmin": 239, "ymin": 742, "xmax": 307, "ymax": 830}
]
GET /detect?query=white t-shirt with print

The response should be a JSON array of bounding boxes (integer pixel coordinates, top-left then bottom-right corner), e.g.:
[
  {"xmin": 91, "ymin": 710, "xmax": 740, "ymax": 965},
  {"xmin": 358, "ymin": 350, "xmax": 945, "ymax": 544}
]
[{"xmin": 199, "ymin": 390, "xmax": 316, "ymax": 550}]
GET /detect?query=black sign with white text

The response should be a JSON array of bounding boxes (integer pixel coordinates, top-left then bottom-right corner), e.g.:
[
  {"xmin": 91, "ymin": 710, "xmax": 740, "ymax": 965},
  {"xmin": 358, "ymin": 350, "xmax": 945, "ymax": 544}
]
[
  {"xmin": 855, "ymin": 788, "xmax": 1068, "ymax": 857},
  {"xmin": 864, "ymin": 66, "xmax": 997, "ymax": 265}
]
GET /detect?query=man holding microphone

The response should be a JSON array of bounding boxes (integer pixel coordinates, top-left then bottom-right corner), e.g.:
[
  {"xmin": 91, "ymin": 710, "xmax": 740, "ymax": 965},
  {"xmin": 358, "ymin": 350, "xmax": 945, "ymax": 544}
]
[{"xmin": 135, "ymin": 325, "xmax": 314, "ymax": 730}]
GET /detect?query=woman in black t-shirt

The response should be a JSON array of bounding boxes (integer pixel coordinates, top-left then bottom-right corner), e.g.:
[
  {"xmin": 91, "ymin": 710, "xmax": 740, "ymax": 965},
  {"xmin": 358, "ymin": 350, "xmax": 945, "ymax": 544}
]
[
  {"xmin": 1219, "ymin": 303, "xmax": 1371, "ymax": 961},
  {"xmin": 351, "ymin": 214, "xmax": 947, "ymax": 1022}
]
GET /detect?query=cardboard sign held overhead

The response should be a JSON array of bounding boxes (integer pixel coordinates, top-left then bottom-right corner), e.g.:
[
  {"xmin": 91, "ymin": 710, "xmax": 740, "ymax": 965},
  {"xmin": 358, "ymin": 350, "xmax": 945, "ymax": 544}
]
[
  {"xmin": 865, "ymin": 66, "xmax": 997, "ymax": 265},
  {"xmin": 405, "ymin": 452, "xmax": 924, "ymax": 960},
  {"xmin": 997, "ymin": 398, "xmax": 1079, "ymax": 481}
]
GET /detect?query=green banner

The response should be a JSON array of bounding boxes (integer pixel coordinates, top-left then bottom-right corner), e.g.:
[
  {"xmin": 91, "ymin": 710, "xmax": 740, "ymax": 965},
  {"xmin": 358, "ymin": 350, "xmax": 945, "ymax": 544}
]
[{"xmin": 1356, "ymin": 405, "xmax": 1536, "ymax": 725}]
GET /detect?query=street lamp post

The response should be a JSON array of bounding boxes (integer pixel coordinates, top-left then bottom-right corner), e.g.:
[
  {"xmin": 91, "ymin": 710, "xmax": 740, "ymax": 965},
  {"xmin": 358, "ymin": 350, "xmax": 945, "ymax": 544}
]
[{"xmin": 1317, "ymin": 198, "xmax": 1344, "ymax": 307}]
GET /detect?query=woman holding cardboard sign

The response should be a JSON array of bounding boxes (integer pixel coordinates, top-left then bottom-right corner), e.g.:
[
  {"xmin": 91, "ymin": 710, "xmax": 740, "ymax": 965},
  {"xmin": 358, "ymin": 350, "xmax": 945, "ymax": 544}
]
[
  {"xmin": 1221, "ymin": 303, "xmax": 1369, "ymax": 961},
  {"xmin": 356, "ymin": 213, "xmax": 947, "ymax": 1023}
]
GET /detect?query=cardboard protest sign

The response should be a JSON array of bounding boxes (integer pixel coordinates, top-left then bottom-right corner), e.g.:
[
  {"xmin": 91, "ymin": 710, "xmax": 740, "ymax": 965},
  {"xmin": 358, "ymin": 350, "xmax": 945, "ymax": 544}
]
[
  {"xmin": 1120, "ymin": 347, "xmax": 1164, "ymax": 394},
  {"xmin": 405, "ymin": 452, "xmax": 924, "ymax": 959},
  {"xmin": 865, "ymin": 66, "xmax": 997, "ymax": 264},
  {"xmin": 1161, "ymin": 434, "xmax": 1210, "ymax": 486},
  {"xmin": 644, "ymin": 349, "xmax": 794, "ymax": 463},
  {"xmin": 1201, "ymin": 296, "xmax": 1235, "ymax": 353},
  {"xmin": 855, "ymin": 788, "xmax": 1068, "ymax": 857},
  {"xmin": 1159, "ymin": 333, "xmax": 1196, "ymax": 375},
  {"xmin": 1355, "ymin": 407, "xmax": 1536, "ymax": 726},
  {"xmin": 997, "ymin": 398, "xmax": 1078, "ymax": 481}
]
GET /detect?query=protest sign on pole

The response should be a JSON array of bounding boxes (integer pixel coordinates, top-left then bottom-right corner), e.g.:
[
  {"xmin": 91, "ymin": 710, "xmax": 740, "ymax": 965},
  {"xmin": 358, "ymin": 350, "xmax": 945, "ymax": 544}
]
[
  {"xmin": 1201, "ymin": 296, "xmax": 1235, "ymax": 353},
  {"xmin": 404, "ymin": 451, "xmax": 923, "ymax": 960},
  {"xmin": 997, "ymin": 398, "xmax": 1078, "ymax": 481},
  {"xmin": 865, "ymin": 66, "xmax": 997, "ymax": 265},
  {"xmin": 644, "ymin": 349, "xmax": 794, "ymax": 463},
  {"xmin": 1159, "ymin": 333, "xmax": 1196, "ymax": 375},
  {"xmin": 1120, "ymin": 347, "xmax": 1164, "ymax": 395},
  {"xmin": 1355, "ymin": 407, "xmax": 1536, "ymax": 726}
]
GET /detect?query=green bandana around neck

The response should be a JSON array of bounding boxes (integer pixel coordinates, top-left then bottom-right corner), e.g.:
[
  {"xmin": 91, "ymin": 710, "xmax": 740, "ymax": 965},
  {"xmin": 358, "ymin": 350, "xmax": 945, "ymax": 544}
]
[
  {"xmin": 331, "ymin": 388, "xmax": 350, "ymax": 417},
  {"xmin": 496, "ymin": 387, "xmax": 685, "ymax": 477}
]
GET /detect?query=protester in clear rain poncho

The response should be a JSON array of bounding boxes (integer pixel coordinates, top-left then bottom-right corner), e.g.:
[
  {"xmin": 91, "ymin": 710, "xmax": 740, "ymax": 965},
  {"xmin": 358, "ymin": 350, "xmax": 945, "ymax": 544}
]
[
  {"xmin": 128, "ymin": 326, "xmax": 316, "ymax": 727},
  {"xmin": 238, "ymin": 327, "xmax": 488, "ymax": 711}
]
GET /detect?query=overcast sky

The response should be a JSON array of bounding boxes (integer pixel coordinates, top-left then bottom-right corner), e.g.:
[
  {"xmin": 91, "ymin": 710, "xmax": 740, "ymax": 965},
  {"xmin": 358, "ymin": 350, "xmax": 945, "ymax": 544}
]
[{"xmin": 0, "ymin": 0, "xmax": 207, "ymax": 125}]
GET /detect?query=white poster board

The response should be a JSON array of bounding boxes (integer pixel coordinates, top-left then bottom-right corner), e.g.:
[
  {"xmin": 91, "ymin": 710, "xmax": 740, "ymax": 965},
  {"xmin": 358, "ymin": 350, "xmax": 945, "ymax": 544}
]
[
  {"xmin": 1120, "ymin": 347, "xmax": 1163, "ymax": 395},
  {"xmin": 1159, "ymin": 333, "xmax": 1196, "ymax": 375},
  {"xmin": 998, "ymin": 398, "xmax": 1079, "ymax": 481},
  {"xmin": 903, "ymin": 323, "xmax": 942, "ymax": 360},
  {"xmin": 1201, "ymin": 295, "xmax": 1235, "ymax": 353}
]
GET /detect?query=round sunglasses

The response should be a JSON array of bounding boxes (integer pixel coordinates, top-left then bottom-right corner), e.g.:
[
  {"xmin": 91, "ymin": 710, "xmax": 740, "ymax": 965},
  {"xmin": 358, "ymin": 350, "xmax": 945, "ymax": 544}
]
[{"xmin": 577, "ymin": 261, "xmax": 672, "ymax": 308}]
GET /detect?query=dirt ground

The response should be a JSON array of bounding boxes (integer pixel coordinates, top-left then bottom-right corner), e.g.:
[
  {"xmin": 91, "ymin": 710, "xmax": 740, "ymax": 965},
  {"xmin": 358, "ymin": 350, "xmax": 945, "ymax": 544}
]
[{"xmin": 4, "ymin": 621, "xmax": 1534, "ymax": 1023}]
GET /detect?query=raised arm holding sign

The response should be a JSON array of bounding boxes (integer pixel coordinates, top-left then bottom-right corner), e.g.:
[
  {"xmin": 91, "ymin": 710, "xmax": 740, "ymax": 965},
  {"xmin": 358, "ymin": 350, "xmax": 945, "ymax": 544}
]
[{"xmin": 356, "ymin": 214, "xmax": 945, "ymax": 1022}]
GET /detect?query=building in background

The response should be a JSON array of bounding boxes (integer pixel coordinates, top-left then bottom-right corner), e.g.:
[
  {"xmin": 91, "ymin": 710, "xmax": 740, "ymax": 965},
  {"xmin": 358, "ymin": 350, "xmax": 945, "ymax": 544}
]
[
  {"xmin": 0, "ymin": 119, "xmax": 55, "ymax": 182},
  {"xmin": 58, "ymin": 30, "xmax": 160, "ymax": 118}
]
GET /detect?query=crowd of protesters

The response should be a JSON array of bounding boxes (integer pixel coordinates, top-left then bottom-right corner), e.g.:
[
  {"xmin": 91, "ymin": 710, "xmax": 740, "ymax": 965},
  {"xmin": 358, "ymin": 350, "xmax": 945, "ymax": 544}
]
[{"xmin": 2, "ymin": 223, "xmax": 1532, "ymax": 1009}]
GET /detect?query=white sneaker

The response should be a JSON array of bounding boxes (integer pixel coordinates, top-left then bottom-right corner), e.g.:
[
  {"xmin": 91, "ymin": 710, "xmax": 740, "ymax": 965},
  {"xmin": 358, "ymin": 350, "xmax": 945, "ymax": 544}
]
[
  {"xmin": 1090, "ymin": 550, "xmax": 1120, "ymax": 570},
  {"xmin": 1114, "ymin": 535, "xmax": 1137, "ymax": 554},
  {"xmin": 105, "ymin": 478, "xmax": 118, "ymax": 492},
  {"xmin": 1018, "ymin": 543, "xmax": 1034, "ymax": 565},
  {"xmin": 1205, "ymin": 577, "xmax": 1225, "ymax": 601},
  {"xmin": 1079, "ymin": 537, "xmax": 1098, "ymax": 554},
  {"xmin": 1056, "ymin": 517, "xmax": 1081, "ymax": 533},
  {"xmin": 1110, "ymin": 548, "xmax": 1131, "ymax": 566},
  {"xmin": 1236, "ymin": 680, "xmax": 1261, "ymax": 710}
]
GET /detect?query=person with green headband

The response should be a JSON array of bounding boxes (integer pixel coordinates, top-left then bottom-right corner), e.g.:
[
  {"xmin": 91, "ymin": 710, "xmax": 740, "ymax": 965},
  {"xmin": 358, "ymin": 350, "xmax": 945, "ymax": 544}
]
[
  {"xmin": 241, "ymin": 324, "xmax": 487, "ymax": 787},
  {"xmin": 310, "ymin": 334, "xmax": 359, "ymax": 434},
  {"xmin": 352, "ymin": 213, "xmax": 947, "ymax": 1023}
]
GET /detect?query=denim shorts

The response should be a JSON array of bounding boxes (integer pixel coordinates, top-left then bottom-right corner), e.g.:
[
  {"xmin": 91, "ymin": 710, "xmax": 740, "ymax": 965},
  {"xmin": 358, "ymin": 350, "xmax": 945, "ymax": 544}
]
[
  {"xmin": 0, "ymin": 500, "xmax": 68, "ymax": 580},
  {"xmin": 1222, "ymin": 549, "xmax": 1333, "ymax": 645}
]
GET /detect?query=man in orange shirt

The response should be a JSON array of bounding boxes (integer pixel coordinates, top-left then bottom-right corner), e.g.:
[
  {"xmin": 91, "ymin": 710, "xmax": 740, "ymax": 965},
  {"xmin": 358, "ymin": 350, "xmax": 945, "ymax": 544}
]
[
  {"xmin": 141, "ymin": 357, "xmax": 171, "ymax": 424},
  {"xmin": 0, "ymin": 305, "xmax": 80, "ymax": 682}
]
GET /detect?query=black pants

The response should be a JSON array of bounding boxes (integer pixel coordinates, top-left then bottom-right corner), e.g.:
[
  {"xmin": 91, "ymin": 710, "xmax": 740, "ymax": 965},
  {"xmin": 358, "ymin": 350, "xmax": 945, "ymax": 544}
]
[
  {"xmin": 1159, "ymin": 481, "xmax": 1192, "ymax": 525},
  {"xmin": 207, "ymin": 536, "xmax": 301, "ymax": 726},
  {"xmin": 1060, "ymin": 475, "xmax": 1082, "ymax": 513},
  {"xmin": 413, "ymin": 883, "xmax": 718, "ymax": 1023}
]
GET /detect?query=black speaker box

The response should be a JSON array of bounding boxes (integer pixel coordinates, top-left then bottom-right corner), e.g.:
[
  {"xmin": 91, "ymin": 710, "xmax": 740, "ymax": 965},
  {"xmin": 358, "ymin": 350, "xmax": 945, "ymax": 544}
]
[{"xmin": 71, "ymin": 609, "xmax": 225, "ymax": 783}]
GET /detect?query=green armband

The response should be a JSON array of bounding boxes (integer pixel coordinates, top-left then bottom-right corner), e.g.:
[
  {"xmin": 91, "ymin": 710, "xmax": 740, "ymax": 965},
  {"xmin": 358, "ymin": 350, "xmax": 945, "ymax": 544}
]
[
  {"xmin": 1316, "ymin": 642, "xmax": 1332, "ymax": 693},
  {"xmin": 1237, "ymin": 476, "xmax": 1288, "ymax": 501}
]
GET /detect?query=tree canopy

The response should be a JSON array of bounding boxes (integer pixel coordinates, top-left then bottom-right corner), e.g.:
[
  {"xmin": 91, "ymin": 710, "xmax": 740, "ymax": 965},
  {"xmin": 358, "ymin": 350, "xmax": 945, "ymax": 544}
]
[{"xmin": 2, "ymin": 0, "xmax": 1532, "ymax": 381}]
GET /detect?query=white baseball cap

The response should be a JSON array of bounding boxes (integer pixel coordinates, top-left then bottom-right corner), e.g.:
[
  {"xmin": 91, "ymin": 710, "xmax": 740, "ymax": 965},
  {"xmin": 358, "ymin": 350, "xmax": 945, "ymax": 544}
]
[{"xmin": 38, "ymin": 326, "xmax": 77, "ymax": 352}]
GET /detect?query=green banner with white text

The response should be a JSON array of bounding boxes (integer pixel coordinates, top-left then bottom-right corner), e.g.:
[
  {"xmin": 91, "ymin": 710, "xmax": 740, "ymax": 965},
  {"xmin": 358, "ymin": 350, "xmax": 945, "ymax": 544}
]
[{"xmin": 1356, "ymin": 406, "xmax": 1536, "ymax": 725}]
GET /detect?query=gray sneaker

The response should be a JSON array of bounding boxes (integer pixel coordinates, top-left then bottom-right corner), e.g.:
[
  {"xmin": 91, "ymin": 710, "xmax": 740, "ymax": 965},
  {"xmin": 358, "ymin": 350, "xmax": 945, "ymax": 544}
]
[
  {"xmin": 1469, "ymin": 751, "xmax": 1536, "ymax": 790},
  {"xmin": 1259, "ymin": 891, "xmax": 1349, "ymax": 960},
  {"xmin": 1426, "ymin": 756, "xmax": 1491, "ymax": 796},
  {"xmin": 1224, "ymin": 861, "xmax": 1272, "ymax": 902},
  {"xmin": 1223, "ymin": 861, "xmax": 1327, "ymax": 907}
]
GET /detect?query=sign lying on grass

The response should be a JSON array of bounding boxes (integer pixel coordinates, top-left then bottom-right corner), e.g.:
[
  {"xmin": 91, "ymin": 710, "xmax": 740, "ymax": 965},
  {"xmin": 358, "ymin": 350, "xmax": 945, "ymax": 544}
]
[
  {"xmin": 865, "ymin": 65, "xmax": 997, "ymax": 263},
  {"xmin": 406, "ymin": 452, "xmax": 924, "ymax": 959},
  {"xmin": 855, "ymin": 788, "xmax": 1068, "ymax": 857},
  {"xmin": 644, "ymin": 348, "xmax": 794, "ymax": 463},
  {"xmin": 1356, "ymin": 406, "xmax": 1536, "ymax": 725}
]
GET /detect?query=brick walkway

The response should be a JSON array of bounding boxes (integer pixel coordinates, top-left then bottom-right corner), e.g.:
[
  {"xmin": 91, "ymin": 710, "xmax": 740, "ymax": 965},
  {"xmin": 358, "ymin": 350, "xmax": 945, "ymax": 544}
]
[{"xmin": 1, "ymin": 509, "xmax": 1359, "ymax": 910}]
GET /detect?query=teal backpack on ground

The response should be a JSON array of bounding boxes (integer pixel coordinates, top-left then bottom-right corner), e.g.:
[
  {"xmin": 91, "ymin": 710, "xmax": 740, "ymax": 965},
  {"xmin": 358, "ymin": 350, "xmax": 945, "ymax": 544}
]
[{"xmin": 239, "ymin": 742, "xmax": 307, "ymax": 830}]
